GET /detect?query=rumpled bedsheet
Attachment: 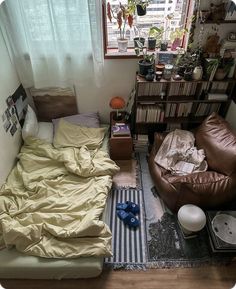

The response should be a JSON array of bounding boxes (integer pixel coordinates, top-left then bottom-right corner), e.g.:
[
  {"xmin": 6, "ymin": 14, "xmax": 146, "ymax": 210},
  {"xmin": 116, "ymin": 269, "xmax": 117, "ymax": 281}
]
[
  {"xmin": 0, "ymin": 137, "xmax": 119, "ymax": 258},
  {"xmin": 154, "ymin": 129, "xmax": 208, "ymax": 175}
]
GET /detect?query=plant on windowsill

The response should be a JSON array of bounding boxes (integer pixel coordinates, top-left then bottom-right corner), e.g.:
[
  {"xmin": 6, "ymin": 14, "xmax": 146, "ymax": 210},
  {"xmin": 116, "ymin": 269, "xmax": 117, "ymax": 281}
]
[
  {"xmin": 134, "ymin": 40, "xmax": 155, "ymax": 76},
  {"xmin": 147, "ymin": 26, "xmax": 164, "ymax": 50},
  {"xmin": 107, "ymin": 2, "xmax": 134, "ymax": 52},
  {"xmin": 170, "ymin": 27, "xmax": 188, "ymax": 51}
]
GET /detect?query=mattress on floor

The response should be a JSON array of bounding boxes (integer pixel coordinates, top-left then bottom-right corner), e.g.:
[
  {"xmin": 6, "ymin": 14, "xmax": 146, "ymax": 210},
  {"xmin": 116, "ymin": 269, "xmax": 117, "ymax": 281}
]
[
  {"xmin": 0, "ymin": 248, "xmax": 103, "ymax": 279},
  {"xmin": 0, "ymin": 126, "xmax": 110, "ymax": 279}
]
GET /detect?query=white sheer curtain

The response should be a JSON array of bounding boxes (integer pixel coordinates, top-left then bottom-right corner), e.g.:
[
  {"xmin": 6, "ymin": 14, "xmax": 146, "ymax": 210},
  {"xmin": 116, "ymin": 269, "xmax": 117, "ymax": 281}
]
[{"xmin": 0, "ymin": 0, "xmax": 104, "ymax": 88}]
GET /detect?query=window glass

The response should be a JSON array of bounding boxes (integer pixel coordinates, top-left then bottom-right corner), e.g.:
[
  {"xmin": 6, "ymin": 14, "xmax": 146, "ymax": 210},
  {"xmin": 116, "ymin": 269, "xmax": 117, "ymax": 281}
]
[{"xmin": 106, "ymin": 0, "xmax": 190, "ymax": 49}]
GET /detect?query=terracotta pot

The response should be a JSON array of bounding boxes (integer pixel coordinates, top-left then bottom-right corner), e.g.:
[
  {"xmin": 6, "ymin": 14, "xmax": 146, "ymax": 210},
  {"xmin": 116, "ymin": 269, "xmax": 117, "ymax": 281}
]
[{"xmin": 214, "ymin": 68, "xmax": 227, "ymax": 80}]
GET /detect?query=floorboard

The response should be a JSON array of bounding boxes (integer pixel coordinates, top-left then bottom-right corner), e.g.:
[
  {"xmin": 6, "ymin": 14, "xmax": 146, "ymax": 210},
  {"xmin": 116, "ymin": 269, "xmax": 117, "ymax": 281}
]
[{"xmin": 1, "ymin": 263, "xmax": 236, "ymax": 289}]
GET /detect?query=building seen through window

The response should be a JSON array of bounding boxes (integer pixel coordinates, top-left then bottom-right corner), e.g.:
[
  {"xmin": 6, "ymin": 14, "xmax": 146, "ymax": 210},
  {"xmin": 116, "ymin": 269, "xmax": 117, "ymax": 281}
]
[{"xmin": 106, "ymin": 0, "xmax": 189, "ymax": 49}]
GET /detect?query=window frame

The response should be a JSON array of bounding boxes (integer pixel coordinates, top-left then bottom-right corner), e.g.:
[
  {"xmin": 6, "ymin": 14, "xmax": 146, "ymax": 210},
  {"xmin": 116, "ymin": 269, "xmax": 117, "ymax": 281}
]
[{"xmin": 102, "ymin": 0, "xmax": 195, "ymax": 59}]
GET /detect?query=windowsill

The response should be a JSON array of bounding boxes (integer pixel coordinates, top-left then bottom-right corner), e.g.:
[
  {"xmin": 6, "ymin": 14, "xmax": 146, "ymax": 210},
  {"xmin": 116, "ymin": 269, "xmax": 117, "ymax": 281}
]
[{"xmin": 105, "ymin": 48, "xmax": 179, "ymax": 59}]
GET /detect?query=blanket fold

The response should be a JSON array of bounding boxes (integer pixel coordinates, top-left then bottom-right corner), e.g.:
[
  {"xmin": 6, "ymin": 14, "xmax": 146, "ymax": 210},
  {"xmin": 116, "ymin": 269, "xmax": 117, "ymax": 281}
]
[
  {"xmin": 0, "ymin": 137, "xmax": 119, "ymax": 258},
  {"xmin": 154, "ymin": 129, "xmax": 208, "ymax": 175}
]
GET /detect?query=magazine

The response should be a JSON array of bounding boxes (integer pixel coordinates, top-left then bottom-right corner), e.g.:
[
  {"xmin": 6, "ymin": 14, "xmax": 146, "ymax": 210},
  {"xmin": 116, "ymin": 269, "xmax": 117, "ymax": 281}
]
[{"xmin": 111, "ymin": 124, "xmax": 130, "ymax": 137}]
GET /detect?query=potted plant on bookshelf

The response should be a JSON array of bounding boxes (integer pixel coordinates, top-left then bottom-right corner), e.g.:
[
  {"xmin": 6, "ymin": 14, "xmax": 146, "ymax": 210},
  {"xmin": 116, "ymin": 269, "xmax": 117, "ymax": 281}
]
[
  {"xmin": 107, "ymin": 2, "xmax": 134, "ymax": 52},
  {"xmin": 214, "ymin": 55, "xmax": 234, "ymax": 80},
  {"xmin": 134, "ymin": 40, "xmax": 155, "ymax": 76}
]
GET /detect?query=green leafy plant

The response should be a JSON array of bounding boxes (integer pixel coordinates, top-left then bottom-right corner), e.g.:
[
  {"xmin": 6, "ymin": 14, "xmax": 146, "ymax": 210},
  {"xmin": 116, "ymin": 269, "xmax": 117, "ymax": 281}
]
[
  {"xmin": 134, "ymin": 40, "xmax": 155, "ymax": 63},
  {"xmin": 170, "ymin": 27, "xmax": 188, "ymax": 42},
  {"xmin": 149, "ymin": 26, "xmax": 164, "ymax": 40}
]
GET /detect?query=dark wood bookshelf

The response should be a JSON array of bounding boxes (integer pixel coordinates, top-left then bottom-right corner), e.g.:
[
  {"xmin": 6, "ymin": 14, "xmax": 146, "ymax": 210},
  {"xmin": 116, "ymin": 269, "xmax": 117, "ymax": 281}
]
[{"xmin": 134, "ymin": 75, "xmax": 235, "ymax": 135}]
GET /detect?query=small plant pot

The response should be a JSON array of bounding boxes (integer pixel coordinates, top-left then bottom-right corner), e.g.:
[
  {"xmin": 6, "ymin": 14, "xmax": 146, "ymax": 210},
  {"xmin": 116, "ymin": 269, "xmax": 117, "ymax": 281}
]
[
  {"xmin": 160, "ymin": 41, "xmax": 168, "ymax": 51},
  {"xmin": 148, "ymin": 37, "xmax": 156, "ymax": 50},
  {"xmin": 134, "ymin": 37, "xmax": 145, "ymax": 48},
  {"xmin": 214, "ymin": 68, "xmax": 228, "ymax": 80},
  {"xmin": 137, "ymin": 4, "xmax": 146, "ymax": 16},
  {"xmin": 184, "ymin": 70, "xmax": 193, "ymax": 81},
  {"xmin": 138, "ymin": 60, "xmax": 154, "ymax": 76},
  {"xmin": 177, "ymin": 65, "xmax": 186, "ymax": 77},
  {"xmin": 117, "ymin": 38, "xmax": 128, "ymax": 52}
]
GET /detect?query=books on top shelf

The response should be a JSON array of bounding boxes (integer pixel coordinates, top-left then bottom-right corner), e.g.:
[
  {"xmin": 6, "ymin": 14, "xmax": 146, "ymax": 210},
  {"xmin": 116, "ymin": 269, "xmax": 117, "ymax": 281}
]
[
  {"xmin": 111, "ymin": 123, "xmax": 130, "ymax": 137},
  {"xmin": 207, "ymin": 93, "xmax": 228, "ymax": 100}
]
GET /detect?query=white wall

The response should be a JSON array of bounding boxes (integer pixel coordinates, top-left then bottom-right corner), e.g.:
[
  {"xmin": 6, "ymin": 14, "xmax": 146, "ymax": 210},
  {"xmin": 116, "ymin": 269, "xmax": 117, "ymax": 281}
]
[
  {"xmin": 0, "ymin": 29, "xmax": 21, "ymax": 186},
  {"xmin": 75, "ymin": 59, "xmax": 138, "ymax": 123}
]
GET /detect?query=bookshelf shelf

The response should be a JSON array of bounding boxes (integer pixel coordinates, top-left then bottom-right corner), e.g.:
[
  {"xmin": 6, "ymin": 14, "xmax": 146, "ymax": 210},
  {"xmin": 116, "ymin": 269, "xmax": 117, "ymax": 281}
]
[{"xmin": 134, "ymin": 76, "xmax": 235, "ymax": 135}]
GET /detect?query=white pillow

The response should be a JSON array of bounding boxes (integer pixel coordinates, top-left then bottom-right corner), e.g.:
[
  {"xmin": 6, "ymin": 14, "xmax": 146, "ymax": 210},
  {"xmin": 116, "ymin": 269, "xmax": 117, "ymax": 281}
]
[
  {"xmin": 37, "ymin": 122, "xmax": 53, "ymax": 143},
  {"xmin": 22, "ymin": 105, "xmax": 39, "ymax": 141}
]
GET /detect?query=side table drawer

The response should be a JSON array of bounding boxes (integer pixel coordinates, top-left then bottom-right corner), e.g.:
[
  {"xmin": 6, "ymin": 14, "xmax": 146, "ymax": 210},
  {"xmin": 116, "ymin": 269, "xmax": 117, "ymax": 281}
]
[{"xmin": 109, "ymin": 137, "xmax": 133, "ymax": 160}]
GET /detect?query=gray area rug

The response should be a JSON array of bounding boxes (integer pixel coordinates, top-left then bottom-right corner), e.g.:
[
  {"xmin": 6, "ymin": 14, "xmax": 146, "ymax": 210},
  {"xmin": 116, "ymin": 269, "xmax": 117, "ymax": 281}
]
[{"xmin": 138, "ymin": 152, "xmax": 234, "ymax": 268}]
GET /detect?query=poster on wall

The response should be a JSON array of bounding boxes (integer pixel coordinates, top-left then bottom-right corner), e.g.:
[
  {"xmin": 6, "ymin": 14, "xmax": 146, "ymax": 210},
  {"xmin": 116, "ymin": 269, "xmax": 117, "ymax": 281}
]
[
  {"xmin": 11, "ymin": 84, "xmax": 28, "ymax": 127},
  {"xmin": 1, "ymin": 84, "xmax": 28, "ymax": 137}
]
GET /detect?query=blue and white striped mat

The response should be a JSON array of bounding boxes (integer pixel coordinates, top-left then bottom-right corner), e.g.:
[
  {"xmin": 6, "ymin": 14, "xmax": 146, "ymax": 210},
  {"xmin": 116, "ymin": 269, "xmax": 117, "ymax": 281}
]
[{"xmin": 105, "ymin": 189, "xmax": 147, "ymax": 267}]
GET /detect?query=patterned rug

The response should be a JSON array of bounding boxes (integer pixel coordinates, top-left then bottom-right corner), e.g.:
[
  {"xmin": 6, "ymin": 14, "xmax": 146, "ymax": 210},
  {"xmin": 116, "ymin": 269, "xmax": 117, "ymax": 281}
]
[
  {"xmin": 105, "ymin": 153, "xmax": 235, "ymax": 269},
  {"xmin": 138, "ymin": 153, "xmax": 235, "ymax": 268},
  {"xmin": 104, "ymin": 188, "xmax": 147, "ymax": 269}
]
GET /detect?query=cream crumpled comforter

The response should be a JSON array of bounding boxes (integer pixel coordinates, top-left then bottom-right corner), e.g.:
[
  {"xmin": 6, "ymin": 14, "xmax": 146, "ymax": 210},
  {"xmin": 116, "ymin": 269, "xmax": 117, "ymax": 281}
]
[
  {"xmin": 0, "ymin": 137, "xmax": 119, "ymax": 258},
  {"xmin": 154, "ymin": 129, "xmax": 208, "ymax": 175}
]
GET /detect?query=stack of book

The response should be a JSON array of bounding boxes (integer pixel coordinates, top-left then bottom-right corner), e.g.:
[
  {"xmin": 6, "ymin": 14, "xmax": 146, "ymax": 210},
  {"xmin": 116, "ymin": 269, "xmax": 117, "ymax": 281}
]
[
  {"xmin": 133, "ymin": 134, "xmax": 149, "ymax": 152},
  {"xmin": 111, "ymin": 123, "xmax": 130, "ymax": 137}
]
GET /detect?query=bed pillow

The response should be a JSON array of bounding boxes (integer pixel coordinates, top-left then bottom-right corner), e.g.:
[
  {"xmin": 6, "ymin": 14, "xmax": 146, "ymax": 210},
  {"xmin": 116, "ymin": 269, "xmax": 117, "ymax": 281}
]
[
  {"xmin": 36, "ymin": 122, "xmax": 54, "ymax": 143},
  {"xmin": 22, "ymin": 105, "xmax": 39, "ymax": 141},
  {"xmin": 53, "ymin": 119, "xmax": 106, "ymax": 149},
  {"xmin": 52, "ymin": 112, "xmax": 100, "ymax": 134}
]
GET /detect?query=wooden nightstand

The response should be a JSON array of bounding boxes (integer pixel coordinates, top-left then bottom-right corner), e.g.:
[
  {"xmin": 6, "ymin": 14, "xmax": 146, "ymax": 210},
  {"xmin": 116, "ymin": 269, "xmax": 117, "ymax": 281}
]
[{"xmin": 109, "ymin": 112, "xmax": 133, "ymax": 160}]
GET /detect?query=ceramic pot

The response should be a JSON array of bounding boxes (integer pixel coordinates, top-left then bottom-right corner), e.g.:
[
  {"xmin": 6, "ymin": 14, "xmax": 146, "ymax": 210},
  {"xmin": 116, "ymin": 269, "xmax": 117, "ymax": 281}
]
[
  {"xmin": 145, "ymin": 69, "xmax": 155, "ymax": 81},
  {"xmin": 214, "ymin": 68, "xmax": 227, "ymax": 80},
  {"xmin": 171, "ymin": 38, "xmax": 181, "ymax": 51},
  {"xmin": 134, "ymin": 37, "xmax": 145, "ymax": 48},
  {"xmin": 160, "ymin": 41, "xmax": 168, "ymax": 51},
  {"xmin": 148, "ymin": 37, "xmax": 156, "ymax": 50},
  {"xmin": 184, "ymin": 69, "xmax": 193, "ymax": 81},
  {"xmin": 138, "ymin": 60, "xmax": 154, "ymax": 76},
  {"xmin": 192, "ymin": 66, "xmax": 203, "ymax": 80},
  {"xmin": 117, "ymin": 38, "xmax": 128, "ymax": 52},
  {"xmin": 137, "ymin": 4, "xmax": 146, "ymax": 16}
]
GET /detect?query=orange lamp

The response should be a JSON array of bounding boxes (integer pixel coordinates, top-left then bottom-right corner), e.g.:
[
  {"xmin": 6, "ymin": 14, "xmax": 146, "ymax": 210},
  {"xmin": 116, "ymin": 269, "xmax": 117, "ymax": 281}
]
[{"xmin": 109, "ymin": 96, "xmax": 125, "ymax": 121}]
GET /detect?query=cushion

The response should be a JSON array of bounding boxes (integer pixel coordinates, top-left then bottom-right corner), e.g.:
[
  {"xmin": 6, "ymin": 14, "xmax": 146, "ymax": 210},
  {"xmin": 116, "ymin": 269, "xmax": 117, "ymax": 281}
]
[
  {"xmin": 22, "ymin": 105, "xmax": 39, "ymax": 141},
  {"xmin": 37, "ymin": 122, "xmax": 53, "ymax": 143},
  {"xmin": 195, "ymin": 113, "xmax": 236, "ymax": 175},
  {"xmin": 53, "ymin": 119, "xmax": 106, "ymax": 149},
  {"xmin": 52, "ymin": 112, "xmax": 100, "ymax": 134}
]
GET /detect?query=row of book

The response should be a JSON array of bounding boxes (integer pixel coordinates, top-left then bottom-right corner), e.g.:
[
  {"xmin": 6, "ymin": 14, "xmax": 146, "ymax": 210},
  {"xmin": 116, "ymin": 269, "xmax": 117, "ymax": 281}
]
[
  {"xmin": 136, "ymin": 105, "xmax": 164, "ymax": 123},
  {"xmin": 195, "ymin": 103, "xmax": 221, "ymax": 116},
  {"xmin": 137, "ymin": 82, "xmax": 168, "ymax": 97},
  {"xmin": 210, "ymin": 81, "xmax": 229, "ymax": 93},
  {"xmin": 136, "ymin": 102, "xmax": 223, "ymax": 122},
  {"xmin": 137, "ymin": 81, "xmax": 209, "ymax": 98},
  {"xmin": 165, "ymin": 102, "xmax": 193, "ymax": 118}
]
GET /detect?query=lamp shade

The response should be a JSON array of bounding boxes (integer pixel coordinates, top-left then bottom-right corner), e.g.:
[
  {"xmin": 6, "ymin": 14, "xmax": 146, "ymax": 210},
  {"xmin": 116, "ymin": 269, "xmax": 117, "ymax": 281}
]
[{"xmin": 109, "ymin": 96, "xmax": 125, "ymax": 109}]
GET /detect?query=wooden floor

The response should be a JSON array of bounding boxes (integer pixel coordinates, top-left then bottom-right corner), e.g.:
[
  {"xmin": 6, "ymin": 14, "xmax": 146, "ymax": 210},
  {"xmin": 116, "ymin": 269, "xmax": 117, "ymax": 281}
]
[{"xmin": 1, "ymin": 264, "xmax": 236, "ymax": 289}]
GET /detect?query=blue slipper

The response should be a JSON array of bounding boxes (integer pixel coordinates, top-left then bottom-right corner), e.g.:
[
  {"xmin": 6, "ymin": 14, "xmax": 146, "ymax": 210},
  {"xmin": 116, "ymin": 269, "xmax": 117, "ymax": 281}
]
[
  {"xmin": 116, "ymin": 201, "xmax": 140, "ymax": 215},
  {"xmin": 117, "ymin": 210, "xmax": 140, "ymax": 228}
]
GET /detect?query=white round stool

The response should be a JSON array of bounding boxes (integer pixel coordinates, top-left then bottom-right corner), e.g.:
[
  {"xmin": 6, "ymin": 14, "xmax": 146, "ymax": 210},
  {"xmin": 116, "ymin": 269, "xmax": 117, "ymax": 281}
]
[{"xmin": 177, "ymin": 204, "xmax": 206, "ymax": 235}]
